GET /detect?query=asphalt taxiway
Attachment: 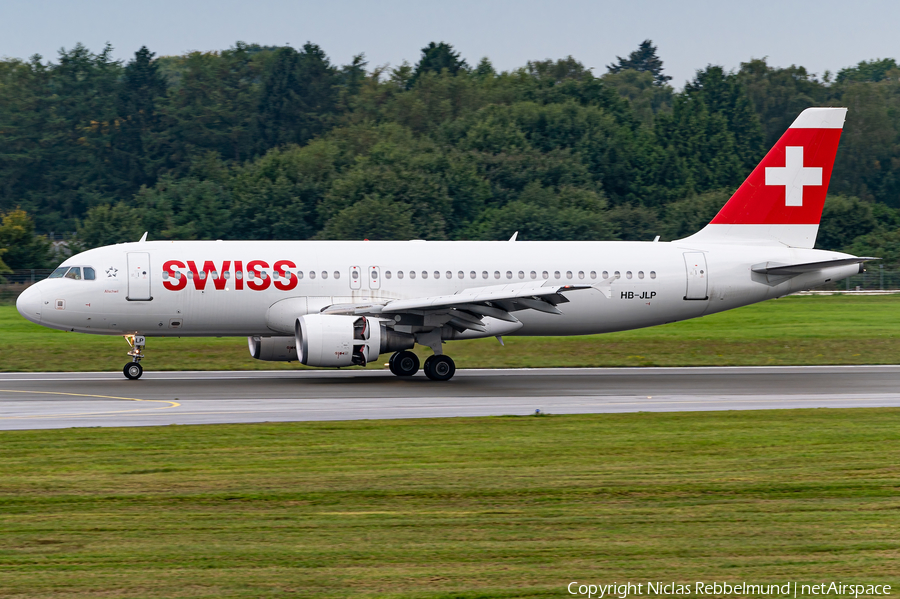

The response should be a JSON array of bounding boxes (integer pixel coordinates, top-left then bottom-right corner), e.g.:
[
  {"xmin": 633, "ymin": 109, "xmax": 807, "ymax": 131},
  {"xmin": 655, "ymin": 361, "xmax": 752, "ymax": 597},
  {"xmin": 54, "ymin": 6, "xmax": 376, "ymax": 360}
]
[{"xmin": 1, "ymin": 366, "xmax": 898, "ymax": 430}]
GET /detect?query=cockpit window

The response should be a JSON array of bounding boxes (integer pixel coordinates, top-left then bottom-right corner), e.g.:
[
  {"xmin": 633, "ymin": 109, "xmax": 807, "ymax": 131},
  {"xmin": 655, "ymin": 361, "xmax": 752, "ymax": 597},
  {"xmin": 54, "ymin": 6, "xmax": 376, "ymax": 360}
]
[
  {"xmin": 83, "ymin": 267, "xmax": 96, "ymax": 280},
  {"xmin": 64, "ymin": 267, "xmax": 82, "ymax": 280},
  {"xmin": 48, "ymin": 267, "xmax": 68, "ymax": 279}
]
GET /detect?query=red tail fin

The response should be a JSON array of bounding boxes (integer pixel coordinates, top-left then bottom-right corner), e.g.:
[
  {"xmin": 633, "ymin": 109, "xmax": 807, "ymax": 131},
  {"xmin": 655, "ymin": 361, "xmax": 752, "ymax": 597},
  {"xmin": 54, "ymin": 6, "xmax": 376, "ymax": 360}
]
[{"xmin": 684, "ymin": 107, "xmax": 846, "ymax": 248}]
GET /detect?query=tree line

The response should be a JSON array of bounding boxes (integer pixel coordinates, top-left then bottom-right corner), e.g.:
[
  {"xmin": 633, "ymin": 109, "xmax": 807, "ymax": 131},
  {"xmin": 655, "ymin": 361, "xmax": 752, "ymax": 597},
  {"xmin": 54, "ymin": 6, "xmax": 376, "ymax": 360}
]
[{"xmin": 1, "ymin": 39, "xmax": 900, "ymax": 271}]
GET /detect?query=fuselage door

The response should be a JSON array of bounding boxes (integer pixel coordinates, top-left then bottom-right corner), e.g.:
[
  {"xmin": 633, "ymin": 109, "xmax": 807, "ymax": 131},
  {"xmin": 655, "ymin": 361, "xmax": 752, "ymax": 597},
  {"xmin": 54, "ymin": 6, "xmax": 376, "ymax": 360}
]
[
  {"xmin": 683, "ymin": 252, "xmax": 708, "ymax": 300},
  {"xmin": 368, "ymin": 266, "xmax": 381, "ymax": 290},
  {"xmin": 127, "ymin": 252, "xmax": 152, "ymax": 301},
  {"xmin": 350, "ymin": 266, "xmax": 361, "ymax": 290}
]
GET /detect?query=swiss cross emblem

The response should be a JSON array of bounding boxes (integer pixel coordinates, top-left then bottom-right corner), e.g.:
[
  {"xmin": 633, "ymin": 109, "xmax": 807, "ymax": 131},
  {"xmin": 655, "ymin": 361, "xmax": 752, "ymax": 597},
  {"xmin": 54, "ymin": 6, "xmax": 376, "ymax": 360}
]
[{"xmin": 765, "ymin": 146, "xmax": 822, "ymax": 207}]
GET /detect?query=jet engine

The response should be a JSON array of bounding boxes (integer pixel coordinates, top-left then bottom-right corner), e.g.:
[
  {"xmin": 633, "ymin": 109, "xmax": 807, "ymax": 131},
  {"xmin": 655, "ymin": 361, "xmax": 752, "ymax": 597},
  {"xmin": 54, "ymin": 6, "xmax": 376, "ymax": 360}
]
[
  {"xmin": 247, "ymin": 336, "xmax": 298, "ymax": 361},
  {"xmin": 295, "ymin": 314, "xmax": 414, "ymax": 367}
]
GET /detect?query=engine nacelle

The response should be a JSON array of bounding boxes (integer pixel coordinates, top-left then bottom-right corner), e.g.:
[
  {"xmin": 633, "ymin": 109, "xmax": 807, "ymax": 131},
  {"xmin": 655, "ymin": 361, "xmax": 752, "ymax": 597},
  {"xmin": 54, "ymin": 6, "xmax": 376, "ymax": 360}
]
[
  {"xmin": 247, "ymin": 336, "xmax": 298, "ymax": 361},
  {"xmin": 295, "ymin": 314, "xmax": 414, "ymax": 367}
]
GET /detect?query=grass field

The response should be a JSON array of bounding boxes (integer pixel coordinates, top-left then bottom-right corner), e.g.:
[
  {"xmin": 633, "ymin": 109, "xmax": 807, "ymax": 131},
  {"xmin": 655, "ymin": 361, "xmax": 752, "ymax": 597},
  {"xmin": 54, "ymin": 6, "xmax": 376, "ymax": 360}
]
[
  {"xmin": 1, "ymin": 294, "xmax": 899, "ymax": 371},
  {"xmin": 1, "ymin": 410, "xmax": 899, "ymax": 598}
]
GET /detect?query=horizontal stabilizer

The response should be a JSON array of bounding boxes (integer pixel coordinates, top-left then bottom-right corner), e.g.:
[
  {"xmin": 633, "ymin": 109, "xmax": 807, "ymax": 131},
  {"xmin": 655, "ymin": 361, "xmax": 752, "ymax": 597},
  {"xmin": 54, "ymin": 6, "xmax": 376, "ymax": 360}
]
[{"xmin": 751, "ymin": 257, "xmax": 878, "ymax": 276}]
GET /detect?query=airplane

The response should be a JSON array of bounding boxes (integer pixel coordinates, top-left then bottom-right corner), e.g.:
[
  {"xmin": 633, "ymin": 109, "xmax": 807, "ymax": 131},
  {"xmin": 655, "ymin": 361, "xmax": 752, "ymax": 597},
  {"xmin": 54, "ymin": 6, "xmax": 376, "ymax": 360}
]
[{"xmin": 16, "ymin": 107, "xmax": 873, "ymax": 381}]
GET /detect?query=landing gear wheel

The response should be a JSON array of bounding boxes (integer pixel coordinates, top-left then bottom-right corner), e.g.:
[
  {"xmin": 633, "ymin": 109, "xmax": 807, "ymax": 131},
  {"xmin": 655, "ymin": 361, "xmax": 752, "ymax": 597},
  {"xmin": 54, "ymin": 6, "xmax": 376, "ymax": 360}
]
[
  {"xmin": 123, "ymin": 334, "xmax": 146, "ymax": 380},
  {"xmin": 424, "ymin": 355, "xmax": 456, "ymax": 381},
  {"xmin": 123, "ymin": 362, "xmax": 143, "ymax": 380},
  {"xmin": 391, "ymin": 350, "xmax": 419, "ymax": 377}
]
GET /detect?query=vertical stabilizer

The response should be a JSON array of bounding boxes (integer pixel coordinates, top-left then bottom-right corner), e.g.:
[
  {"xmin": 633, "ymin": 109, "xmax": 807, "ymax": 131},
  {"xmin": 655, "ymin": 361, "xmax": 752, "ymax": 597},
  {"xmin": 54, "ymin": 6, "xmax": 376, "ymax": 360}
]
[{"xmin": 680, "ymin": 107, "xmax": 846, "ymax": 248}]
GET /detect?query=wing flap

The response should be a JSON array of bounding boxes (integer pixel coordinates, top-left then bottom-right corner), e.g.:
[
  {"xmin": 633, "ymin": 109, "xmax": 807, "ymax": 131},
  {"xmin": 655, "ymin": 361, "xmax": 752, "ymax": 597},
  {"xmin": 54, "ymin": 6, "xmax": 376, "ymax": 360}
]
[{"xmin": 321, "ymin": 281, "xmax": 590, "ymax": 326}]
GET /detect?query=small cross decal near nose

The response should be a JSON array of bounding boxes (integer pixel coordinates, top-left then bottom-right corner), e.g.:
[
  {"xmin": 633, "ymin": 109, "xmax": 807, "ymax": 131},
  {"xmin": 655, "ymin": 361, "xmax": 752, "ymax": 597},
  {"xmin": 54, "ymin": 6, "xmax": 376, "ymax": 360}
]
[{"xmin": 765, "ymin": 146, "xmax": 822, "ymax": 206}]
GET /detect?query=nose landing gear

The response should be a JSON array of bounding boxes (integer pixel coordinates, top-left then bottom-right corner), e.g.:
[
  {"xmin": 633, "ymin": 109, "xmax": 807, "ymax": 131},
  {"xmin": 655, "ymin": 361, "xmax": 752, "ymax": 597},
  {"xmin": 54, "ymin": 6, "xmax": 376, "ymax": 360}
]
[{"xmin": 123, "ymin": 334, "xmax": 145, "ymax": 380}]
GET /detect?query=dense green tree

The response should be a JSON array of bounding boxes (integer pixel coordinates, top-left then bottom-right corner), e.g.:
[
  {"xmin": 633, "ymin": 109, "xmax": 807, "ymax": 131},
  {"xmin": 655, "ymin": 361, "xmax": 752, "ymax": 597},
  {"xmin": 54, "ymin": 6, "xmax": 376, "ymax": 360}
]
[
  {"xmin": 607, "ymin": 204, "xmax": 662, "ymax": 241},
  {"xmin": 153, "ymin": 44, "xmax": 263, "ymax": 170},
  {"xmin": 409, "ymin": 42, "xmax": 467, "ymax": 87},
  {"xmin": 816, "ymin": 195, "xmax": 879, "ymax": 250},
  {"xmin": 661, "ymin": 190, "xmax": 731, "ymax": 240},
  {"xmin": 77, "ymin": 202, "xmax": 145, "ymax": 247},
  {"xmin": 682, "ymin": 65, "xmax": 766, "ymax": 173},
  {"xmin": 318, "ymin": 194, "xmax": 417, "ymax": 240},
  {"xmin": 461, "ymin": 183, "xmax": 615, "ymax": 241},
  {"xmin": 2, "ymin": 39, "xmax": 900, "ymax": 258},
  {"xmin": 847, "ymin": 228, "xmax": 900, "ymax": 268},
  {"xmin": 256, "ymin": 43, "xmax": 341, "ymax": 150},
  {"xmin": 738, "ymin": 59, "xmax": 826, "ymax": 146},
  {"xmin": 607, "ymin": 40, "xmax": 672, "ymax": 85},
  {"xmin": 837, "ymin": 58, "xmax": 900, "ymax": 84},
  {"xmin": 602, "ymin": 69, "xmax": 673, "ymax": 126},
  {"xmin": 112, "ymin": 46, "xmax": 168, "ymax": 190},
  {"xmin": 231, "ymin": 138, "xmax": 341, "ymax": 239},
  {"xmin": 0, "ymin": 209, "xmax": 55, "ymax": 268}
]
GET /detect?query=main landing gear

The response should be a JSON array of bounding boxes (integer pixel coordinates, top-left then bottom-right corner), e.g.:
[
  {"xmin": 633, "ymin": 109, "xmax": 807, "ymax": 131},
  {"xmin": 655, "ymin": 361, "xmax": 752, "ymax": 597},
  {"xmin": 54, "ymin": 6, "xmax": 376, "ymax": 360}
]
[
  {"xmin": 388, "ymin": 350, "xmax": 456, "ymax": 381},
  {"xmin": 123, "ymin": 334, "xmax": 145, "ymax": 380}
]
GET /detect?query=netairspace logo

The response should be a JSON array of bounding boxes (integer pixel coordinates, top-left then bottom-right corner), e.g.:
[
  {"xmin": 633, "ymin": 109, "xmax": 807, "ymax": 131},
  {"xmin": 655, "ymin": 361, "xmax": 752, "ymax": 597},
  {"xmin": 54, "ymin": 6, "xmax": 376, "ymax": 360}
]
[{"xmin": 567, "ymin": 582, "xmax": 892, "ymax": 598}]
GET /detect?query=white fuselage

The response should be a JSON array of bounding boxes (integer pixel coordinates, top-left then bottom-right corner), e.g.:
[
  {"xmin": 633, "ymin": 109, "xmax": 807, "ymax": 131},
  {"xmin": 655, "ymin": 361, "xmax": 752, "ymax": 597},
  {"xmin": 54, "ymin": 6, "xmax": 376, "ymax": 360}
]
[{"xmin": 17, "ymin": 239, "xmax": 857, "ymax": 338}]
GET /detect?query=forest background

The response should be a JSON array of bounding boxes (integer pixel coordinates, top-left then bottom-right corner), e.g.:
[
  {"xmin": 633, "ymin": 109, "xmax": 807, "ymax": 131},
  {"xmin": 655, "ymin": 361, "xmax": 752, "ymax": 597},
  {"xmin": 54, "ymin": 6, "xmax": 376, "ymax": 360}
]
[{"xmin": 1, "ymin": 40, "xmax": 899, "ymax": 272}]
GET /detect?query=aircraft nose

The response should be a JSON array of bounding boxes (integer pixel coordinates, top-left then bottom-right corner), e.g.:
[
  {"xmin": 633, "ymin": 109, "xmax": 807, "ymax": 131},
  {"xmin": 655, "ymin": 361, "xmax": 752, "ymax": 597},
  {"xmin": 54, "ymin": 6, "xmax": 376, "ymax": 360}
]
[{"xmin": 16, "ymin": 285, "xmax": 42, "ymax": 324}]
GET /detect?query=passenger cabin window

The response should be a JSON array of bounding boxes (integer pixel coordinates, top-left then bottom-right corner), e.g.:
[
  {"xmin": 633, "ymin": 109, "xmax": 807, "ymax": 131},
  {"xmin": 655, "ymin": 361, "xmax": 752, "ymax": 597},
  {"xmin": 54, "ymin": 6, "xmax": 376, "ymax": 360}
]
[
  {"xmin": 650, "ymin": 271, "xmax": 657, "ymax": 279},
  {"xmin": 410, "ymin": 271, "xmax": 416, "ymax": 279},
  {"xmin": 398, "ymin": 271, "xmax": 404, "ymax": 279},
  {"xmin": 65, "ymin": 267, "xmax": 82, "ymax": 280},
  {"xmin": 638, "ymin": 271, "xmax": 644, "ymax": 279},
  {"xmin": 590, "ymin": 271, "xmax": 597, "ymax": 279},
  {"xmin": 386, "ymin": 271, "xmax": 392, "ymax": 279},
  {"xmin": 518, "ymin": 271, "xmax": 525, "ymax": 279}
]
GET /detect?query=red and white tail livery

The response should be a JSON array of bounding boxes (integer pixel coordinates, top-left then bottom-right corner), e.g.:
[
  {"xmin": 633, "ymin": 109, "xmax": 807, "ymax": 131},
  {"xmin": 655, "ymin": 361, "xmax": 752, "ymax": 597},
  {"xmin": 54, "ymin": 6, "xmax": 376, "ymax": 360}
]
[
  {"xmin": 17, "ymin": 107, "xmax": 873, "ymax": 381},
  {"xmin": 686, "ymin": 107, "xmax": 846, "ymax": 248}
]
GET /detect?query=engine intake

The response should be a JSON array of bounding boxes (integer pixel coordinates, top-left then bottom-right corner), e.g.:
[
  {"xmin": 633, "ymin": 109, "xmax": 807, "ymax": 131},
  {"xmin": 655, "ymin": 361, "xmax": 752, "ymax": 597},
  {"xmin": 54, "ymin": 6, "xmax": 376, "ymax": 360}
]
[{"xmin": 295, "ymin": 314, "xmax": 414, "ymax": 367}]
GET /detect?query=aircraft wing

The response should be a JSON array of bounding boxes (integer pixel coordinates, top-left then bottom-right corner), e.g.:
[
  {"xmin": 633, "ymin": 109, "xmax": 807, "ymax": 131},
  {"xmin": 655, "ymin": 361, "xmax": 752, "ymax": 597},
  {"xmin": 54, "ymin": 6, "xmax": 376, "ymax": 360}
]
[
  {"xmin": 322, "ymin": 281, "xmax": 591, "ymax": 333},
  {"xmin": 751, "ymin": 257, "xmax": 878, "ymax": 276}
]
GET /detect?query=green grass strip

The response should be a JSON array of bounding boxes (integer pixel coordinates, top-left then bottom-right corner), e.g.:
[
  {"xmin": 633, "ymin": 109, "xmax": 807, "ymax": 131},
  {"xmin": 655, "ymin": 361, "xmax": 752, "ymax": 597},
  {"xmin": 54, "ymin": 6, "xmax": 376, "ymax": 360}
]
[
  {"xmin": 2, "ymin": 294, "xmax": 900, "ymax": 371},
  {"xmin": 1, "ymin": 410, "xmax": 899, "ymax": 597}
]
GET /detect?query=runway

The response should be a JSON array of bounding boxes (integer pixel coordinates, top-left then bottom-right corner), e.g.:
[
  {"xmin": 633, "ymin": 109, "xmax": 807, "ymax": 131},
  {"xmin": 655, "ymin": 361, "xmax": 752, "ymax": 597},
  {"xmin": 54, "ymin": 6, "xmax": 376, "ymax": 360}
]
[{"xmin": 1, "ymin": 366, "xmax": 899, "ymax": 430}]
